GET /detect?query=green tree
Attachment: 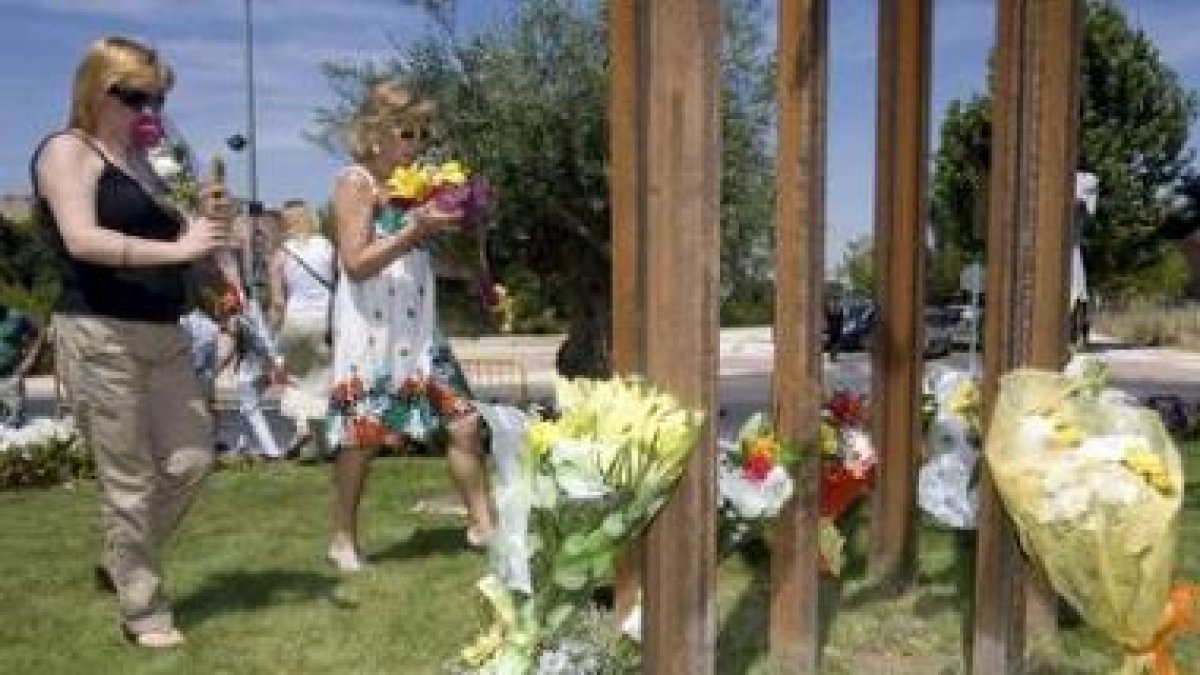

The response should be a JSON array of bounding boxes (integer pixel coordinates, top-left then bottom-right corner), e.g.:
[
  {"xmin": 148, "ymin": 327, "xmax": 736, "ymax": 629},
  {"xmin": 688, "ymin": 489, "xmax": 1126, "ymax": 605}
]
[
  {"xmin": 931, "ymin": 0, "xmax": 1198, "ymax": 298},
  {"xmin": 313, "ymin": 0, "xmax": 776, "ymax": 376},
  {"xmin": 0, "ymin": 214, "xmax": 60, "ymax": 323},
  {"xmin": 834, "ymin": 234, "xmax": 876, "ymax": 298}
]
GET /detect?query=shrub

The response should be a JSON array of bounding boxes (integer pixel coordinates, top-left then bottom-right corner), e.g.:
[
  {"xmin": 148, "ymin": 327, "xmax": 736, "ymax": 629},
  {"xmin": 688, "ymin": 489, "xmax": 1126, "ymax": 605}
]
[{"xmin": 0, "ymin": 417, "xmax": 93, "ymax": 489}]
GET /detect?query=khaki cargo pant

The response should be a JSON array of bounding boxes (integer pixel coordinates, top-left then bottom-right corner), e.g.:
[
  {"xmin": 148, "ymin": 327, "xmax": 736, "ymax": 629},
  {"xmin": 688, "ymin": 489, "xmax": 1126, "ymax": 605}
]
[{"xmin": 54, "ymin": 315, "xmax": 214, "ymax": 634}]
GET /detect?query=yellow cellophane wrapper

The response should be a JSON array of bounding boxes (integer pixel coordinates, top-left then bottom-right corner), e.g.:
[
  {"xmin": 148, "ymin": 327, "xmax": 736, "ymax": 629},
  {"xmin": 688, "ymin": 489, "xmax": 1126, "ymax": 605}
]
[{"xmin": 984, "ymin": 368, "xmax": 1184, "ymax": 656}]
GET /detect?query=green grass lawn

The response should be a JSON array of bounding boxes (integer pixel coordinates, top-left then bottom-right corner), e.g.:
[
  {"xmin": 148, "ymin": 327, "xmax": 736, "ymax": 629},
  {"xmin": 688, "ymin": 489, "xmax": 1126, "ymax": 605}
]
[{"xmin": 0, "ymin": 444, "xmax": 1196, "ymax": 674}]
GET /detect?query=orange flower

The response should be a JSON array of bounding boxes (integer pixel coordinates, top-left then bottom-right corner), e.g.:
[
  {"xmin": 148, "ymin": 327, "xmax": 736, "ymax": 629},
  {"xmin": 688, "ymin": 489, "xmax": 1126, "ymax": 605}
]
[{"xmin": 348, "ymin": 415, "xmax": 387, "ymax": 447}]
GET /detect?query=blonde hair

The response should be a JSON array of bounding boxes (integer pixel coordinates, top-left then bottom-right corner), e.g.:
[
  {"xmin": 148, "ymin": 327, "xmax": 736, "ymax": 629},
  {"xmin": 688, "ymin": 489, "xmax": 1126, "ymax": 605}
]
[
  {"xmin": 344, "ymin": 80, "xmax": 436, "ymax": 161},
  {"xmin": 280, "ymin": 200, "xmax": 320, "ymax": 239},
  {"xmin": 69, "ymin": 36, "xmax": 173, "ymax": 134}
]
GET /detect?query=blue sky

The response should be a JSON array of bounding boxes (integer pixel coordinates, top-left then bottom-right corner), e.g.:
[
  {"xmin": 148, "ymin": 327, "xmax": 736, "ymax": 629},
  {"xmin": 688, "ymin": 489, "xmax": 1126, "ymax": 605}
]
[{"xmin": 3, "ymin": 0, "xmax": 1200, "ymax": 266}]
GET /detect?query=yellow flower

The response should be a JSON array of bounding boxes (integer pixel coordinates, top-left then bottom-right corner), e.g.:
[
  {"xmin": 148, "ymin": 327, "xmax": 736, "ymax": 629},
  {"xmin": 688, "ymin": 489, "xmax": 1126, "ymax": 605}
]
[
  {"xmin": 526, "ymin": 421, "xmax": 564, "ymax": 456},
  {"xmin": 432, "ymin": 160, "xmax": 469, "ymax": 186},
  {"xmin": 386, "ymin": 165, "xmax": 431, "ymax": 202},
  {"xmin": 1123, "ymin": 447, "xmax": 1175, "ymax": 495},
  {"xmin": 819, "ymin": 421, "xmax": 838, "ymax": 457},
  {"xmin": 747, "ymin": 435, "xmax": 778, "ymax": 460},
  {"xmin": 1050, "ymin": 419, "xmax": 1085, "ymax": 449}
]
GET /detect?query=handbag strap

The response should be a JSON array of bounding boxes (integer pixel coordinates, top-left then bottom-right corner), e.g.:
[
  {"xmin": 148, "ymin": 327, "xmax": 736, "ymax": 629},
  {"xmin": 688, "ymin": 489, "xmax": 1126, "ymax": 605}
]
[{"xmin": 282, "ymin": 241, "xmax": 333, "ymax": 291}]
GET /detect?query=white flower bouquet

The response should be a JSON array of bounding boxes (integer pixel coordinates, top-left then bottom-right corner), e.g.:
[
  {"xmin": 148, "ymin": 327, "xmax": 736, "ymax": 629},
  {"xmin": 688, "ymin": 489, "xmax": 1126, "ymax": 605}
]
[
  {"xmin": 462, "ymin": 377, "xmax": 703, "ymax": 674},
  {"xmin": 986, "ymin": 361, "xmax": 1194, "ymax": 672},
  {"xmin": 917, "ymin": 365, "xmax": 982, "ymax": 529}
]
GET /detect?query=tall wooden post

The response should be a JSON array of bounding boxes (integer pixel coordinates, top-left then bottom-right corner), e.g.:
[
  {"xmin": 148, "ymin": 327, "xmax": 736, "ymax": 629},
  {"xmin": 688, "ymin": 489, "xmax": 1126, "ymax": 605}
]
[
  {"xmin": 609, "ymin": 0, "xmax": 648, "ymax": 627},
  {"xmin": 868, "ymin": 0, "xmax": 932, "ymax": 587},
  {"xmin": 971, "ymin": 1, "xmax": 1083, "ymax": 672},
  {"xmin": 769, "ymin": 1, "xmax": 828, "ymax": 672},
  {"xmin": 613, "ymin": 2, "xmax": 724, "ymax": 673}
]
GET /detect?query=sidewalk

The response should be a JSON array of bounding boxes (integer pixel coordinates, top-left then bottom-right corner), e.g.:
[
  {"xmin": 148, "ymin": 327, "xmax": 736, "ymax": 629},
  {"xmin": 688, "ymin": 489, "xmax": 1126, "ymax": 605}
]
[{"xmin": 19, "ymin": 328, "xmax": 1199, "ymax": 424}]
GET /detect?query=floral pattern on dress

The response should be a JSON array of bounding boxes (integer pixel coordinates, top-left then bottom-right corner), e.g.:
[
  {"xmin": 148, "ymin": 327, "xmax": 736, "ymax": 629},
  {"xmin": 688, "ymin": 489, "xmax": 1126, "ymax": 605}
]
[{"xmin": 326, "ymin": 165, "xmax": 475, "ymax": 450}]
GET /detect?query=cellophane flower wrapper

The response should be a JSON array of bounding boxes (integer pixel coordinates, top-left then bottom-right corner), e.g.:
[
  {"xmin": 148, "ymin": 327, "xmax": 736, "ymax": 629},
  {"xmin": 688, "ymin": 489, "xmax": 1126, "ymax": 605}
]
[
  {"xmin": 917, "ymin": 365, "xmax": 982, "ymax": 529},
  {"xmin": 985, "ymin": 364, "xmax": 1186, "ymax": 666},
  {"xmin": 461, "ymin": 377, "xmax": 703, "ymax": 674}
]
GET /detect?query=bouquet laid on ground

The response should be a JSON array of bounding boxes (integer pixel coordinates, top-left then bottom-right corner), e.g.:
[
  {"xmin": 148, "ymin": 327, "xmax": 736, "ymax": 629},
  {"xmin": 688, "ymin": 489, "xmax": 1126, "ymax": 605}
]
[
  {"xmin": 985, "ymin": 360, "xmax": 1196, "ymax": 673},
  {"xmin": 917, "ymin": 365, "xmax": 982, "ymax": 529},
  {"xmin": 460, "ymin": 377, "xmax": 703, "ymax": 673},
  {"xmin": 815, "ymin": 390, "xmax": 877, "ymax": 574}
]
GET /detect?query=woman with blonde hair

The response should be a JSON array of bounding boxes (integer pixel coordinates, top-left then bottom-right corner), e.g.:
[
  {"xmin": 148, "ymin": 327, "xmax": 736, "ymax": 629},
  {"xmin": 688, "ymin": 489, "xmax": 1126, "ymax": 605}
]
[
  {"xmin": 324, "ymin": 80, "xmax": 494, "ymax": 571},
  {"xmin": 31, "ymin": 36, "xmax": 233, "ymax": 647},
  {"xmin": 272, "ymin": 199, "xmax": 335, "ymax": 459}
]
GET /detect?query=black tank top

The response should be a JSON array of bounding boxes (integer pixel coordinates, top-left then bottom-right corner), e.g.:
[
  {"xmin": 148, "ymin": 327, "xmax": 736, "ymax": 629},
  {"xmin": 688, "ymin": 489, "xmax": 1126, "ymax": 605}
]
[{"xmin": 31, "ymin": 132, "xmax": 189, "ymax": 323}]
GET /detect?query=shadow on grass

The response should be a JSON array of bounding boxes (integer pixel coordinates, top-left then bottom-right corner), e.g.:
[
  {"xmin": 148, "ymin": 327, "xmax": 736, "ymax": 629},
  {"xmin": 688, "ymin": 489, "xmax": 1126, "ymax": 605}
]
[
  {"xmin": 370, "ymin": 525, "xmax": 478, "ymax": 563},
  {"xmin": 715, "ymin": 540, "xmax": 843, "ymax": 673},
  {"xmin": 175, "ymin": 569, "xmax": 346, "ymax": 628}
]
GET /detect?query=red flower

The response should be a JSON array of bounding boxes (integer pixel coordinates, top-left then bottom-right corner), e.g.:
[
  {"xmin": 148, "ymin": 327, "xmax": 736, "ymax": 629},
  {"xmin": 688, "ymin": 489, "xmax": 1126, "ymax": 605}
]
[
  {"xmin": 744, "ymin": 450, "xmax": 775, "ymax": 483},
  {"xmin": 820, "ymin": 464, "xmax": 873, "ymax": 519},
  {"xmin": 827, "ymin": 391, "xmax": 868, "ymax": 427}
]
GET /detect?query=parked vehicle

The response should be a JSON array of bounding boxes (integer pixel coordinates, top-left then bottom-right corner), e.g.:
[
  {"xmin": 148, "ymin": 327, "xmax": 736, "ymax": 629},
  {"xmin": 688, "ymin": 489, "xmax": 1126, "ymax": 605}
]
[{"xmin": 832, "ymin": 300, "xmax": 954, "ymax": 358}]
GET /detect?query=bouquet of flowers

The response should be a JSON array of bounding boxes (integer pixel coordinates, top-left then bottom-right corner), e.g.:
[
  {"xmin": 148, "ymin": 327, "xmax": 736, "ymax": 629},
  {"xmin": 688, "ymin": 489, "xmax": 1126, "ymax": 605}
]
[
  {"xmin": 986, "ymin": 360, "xmax": 1196, "ymax": 672},
  {"xmin": 717, "ymin": 413, "xmax": 797, "ymax": 540},
  {"xmin": 816, "ymin": 390, "xmax": 876, "ymax": 574},
  {"xmin": 917, "ymin": 365, "xmax": 982, "ymax": 529},
  {"xmin": 148, "ymin": 136, "xmax": 244, "ymax": 321},
  {"xmin": 460, "ymin": 377, "xmax": 703, "ymax": 673},
  {"xmin": 384, "ymin": 159, "xmax": 501, "ymax": 310}
]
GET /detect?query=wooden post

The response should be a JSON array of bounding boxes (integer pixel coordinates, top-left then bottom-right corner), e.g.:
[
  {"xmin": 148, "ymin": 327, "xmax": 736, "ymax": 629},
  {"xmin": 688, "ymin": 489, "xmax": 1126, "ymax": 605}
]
[
  {"xmin": 971, "ymin": 1, "xmax": 1083, "ymax": 672},
  {"xmin": 867, "ymin": 0, "xmax": 932, "ymax": 588},
  {"xmin": 768, "ymin": 1, "xmax": 828, "ymax": 672},
  {"xmin": 634, "ymin": 1, "xmax": 723, "ymax": 673},
  {"xmin": 608, "ymin": 0, "xmax": 647, "ymax": 627}
]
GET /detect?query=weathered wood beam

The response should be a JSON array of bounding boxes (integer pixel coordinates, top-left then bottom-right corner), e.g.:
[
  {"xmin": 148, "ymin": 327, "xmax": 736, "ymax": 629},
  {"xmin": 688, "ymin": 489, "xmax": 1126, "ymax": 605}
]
[
  {"xmin": 768, "ymin": 0, "xmax": 828, "ymax": 672},
  {"xmin": 636, "ymin": 1, "xmax": 723, "ymax": 673},
  {"xmin": 608, "ymin": 0, "xmax": 647, "ymax": 627},
  {"xmin": 868, "ymin": 0, "xmax": 932, "ymax": 588},
  {"xmin": 971, "ymin": 1, "xmax": 1083, "ymax": 672}
]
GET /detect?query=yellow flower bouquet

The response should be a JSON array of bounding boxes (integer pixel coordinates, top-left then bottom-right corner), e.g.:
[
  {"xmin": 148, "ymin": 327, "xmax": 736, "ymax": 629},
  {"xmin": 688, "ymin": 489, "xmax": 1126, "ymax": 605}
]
[
  {"xmin": 462, "ymin": 377, "xmax": 703, "ymax": 673},
  {"xmin": 985, "ymin": 361, "xmax": 1195, "ymax": 673}
]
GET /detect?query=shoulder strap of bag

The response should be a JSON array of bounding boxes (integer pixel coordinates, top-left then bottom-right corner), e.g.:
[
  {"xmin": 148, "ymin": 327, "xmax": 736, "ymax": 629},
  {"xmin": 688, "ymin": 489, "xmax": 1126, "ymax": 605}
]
[{"xmin": 281, "ymin": 241, "xmax": 333, "ymax": 291}]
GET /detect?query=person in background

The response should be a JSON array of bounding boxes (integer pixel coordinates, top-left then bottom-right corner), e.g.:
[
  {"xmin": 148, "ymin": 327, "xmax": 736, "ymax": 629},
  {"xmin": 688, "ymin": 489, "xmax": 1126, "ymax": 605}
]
[
  {"xmin": 31, "ymin": 36, "xmax": 233, "ymax": 648},
  {"xmin": 226, "ymin": 209, "xmax": 287, "ymax": 460},
  {"xmin": 324, "ymin": 80, "xmax": 495, "ymax": 572},
  {"xmin": 824, "ymin": 297, "xmax": 844, "ymax": 362},
  {"xmin": 273, "ymin": 199, "xmax": 335, "ymax": 460},
  {"xmin": 0, "ymin": 306, "xmax": 46, "ymax": 428}
]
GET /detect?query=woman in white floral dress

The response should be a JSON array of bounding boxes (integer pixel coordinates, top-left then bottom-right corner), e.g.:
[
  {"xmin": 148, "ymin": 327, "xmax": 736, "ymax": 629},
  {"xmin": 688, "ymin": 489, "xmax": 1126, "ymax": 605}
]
[{"xmin": 325, "ymin": 80, "xmax": 493, "ymax": 571}]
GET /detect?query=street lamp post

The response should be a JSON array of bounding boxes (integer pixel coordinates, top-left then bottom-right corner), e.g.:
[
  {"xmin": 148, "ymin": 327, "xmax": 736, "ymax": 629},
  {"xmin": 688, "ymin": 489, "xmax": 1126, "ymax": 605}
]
[{"xmin": 243, "ymin": 0, "xmax": 258, "ymax": 207}]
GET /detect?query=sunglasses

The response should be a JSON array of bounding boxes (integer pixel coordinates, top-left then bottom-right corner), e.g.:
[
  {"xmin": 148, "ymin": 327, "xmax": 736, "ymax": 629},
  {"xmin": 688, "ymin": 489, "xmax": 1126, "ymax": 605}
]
[
  {"xmin": 108, "ymin": 85, "xmax": 165, "ymax": 112},
  {"xmin": 396, "ymin": 125, "xmax": 432, "ymax": 141}
]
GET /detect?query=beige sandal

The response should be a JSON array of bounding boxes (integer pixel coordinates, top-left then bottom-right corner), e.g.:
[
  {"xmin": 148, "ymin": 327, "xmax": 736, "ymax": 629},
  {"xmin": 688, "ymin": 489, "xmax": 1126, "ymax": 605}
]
[{"xmin": 122, "ymin": 626, "xmax": 185, "ymax": 649}]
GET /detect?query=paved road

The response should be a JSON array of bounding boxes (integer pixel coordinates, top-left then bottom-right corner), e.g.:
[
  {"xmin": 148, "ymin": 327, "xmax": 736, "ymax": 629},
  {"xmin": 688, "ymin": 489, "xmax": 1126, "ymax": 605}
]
[{"xmin": 20, "ymin": 327, "xmax": 1199, "ymax": 442}]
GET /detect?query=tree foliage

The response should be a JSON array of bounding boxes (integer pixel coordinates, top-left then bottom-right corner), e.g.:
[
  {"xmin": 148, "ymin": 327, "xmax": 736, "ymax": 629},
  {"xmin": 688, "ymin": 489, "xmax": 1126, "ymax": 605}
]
[
  {"xmin": 931, "ymin": 0, "xmax": 1198, "ymax": 298},
  {"xmin": 313, "ymin": 0, "xmax": 776, "ymax": 375}
]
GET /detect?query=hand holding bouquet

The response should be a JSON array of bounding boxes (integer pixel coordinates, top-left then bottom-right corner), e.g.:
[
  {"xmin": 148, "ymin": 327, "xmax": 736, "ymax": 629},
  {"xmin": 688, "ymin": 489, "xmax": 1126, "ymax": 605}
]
[{"xmin": 384, "ymin": 160, "xmax": 497, "ymax": 233}]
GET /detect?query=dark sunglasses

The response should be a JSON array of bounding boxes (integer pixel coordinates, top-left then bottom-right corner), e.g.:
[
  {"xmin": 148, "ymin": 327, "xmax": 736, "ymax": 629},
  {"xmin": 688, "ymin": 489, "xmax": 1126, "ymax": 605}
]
[
  {"xmin": 396, "ymin": 125, "xmax": 432, "ymax": 141},
  {"xmin": 108, "ymin": 85, "xmax": 165, "ymax": 112}
]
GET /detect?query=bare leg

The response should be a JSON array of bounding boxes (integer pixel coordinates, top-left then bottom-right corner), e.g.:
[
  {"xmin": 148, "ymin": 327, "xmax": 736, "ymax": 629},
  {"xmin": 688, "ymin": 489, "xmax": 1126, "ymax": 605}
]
[
  {"xmin": 445, "ymin": 412, "xmax": 494, "ymax": 542},
  {"xmin": 330, "ymin": 446, "xmax": 375, "ymax": 569}
]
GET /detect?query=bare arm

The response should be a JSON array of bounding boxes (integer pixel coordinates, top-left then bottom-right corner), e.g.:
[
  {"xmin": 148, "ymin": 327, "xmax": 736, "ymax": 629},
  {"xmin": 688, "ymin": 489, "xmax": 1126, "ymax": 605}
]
[
  {"xmin": 37, "ymin": 134, "xmax": 232, "ymax": 267},
  {"xmin": 332, "ymin": 169, "xmax": 455, "ymax": 282}
]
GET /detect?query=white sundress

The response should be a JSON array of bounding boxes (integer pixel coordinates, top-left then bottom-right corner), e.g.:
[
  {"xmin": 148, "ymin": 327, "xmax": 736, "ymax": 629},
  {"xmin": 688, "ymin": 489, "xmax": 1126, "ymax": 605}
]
[
  {"xmin": 278, "ymin": 234, "xmax": 335, "ymax": 422},
  {"xmin": 326, "ymin": 165, "xmax": 474, "ymax": 449}
]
